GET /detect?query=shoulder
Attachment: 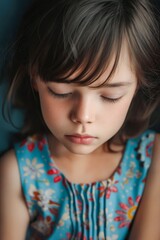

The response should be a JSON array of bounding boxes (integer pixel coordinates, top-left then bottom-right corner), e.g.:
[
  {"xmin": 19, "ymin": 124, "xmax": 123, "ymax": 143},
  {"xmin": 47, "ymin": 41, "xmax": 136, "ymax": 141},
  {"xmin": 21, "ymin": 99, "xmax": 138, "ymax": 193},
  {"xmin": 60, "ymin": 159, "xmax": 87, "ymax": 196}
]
[
  {"xmin": 14, "ymin": 134, "xmax": 49, "ymax": 169},
  {"xmin": 0, "ymin": 149, "xmax": 21, "ymax": 193},
  {"xmin": 0, "ymin": 149, "xmax": 30, "ymax": 238},
  {"xmin": 151, "ymin": 133, "xmax": 160, "ymax": 169},
  {"xmin": 14, "ymin": 134, "xmax": 47, "ymax": 153},
  {"xmin": 135, "ymin": 131, "xmax": 160, "ymax": 172},
  {"xmin": 130, "ymin": 130, "xmax": 155, "ymax": 155},
  {"xmin": 0, "ymin": 149, "xmax": 18, "ymax": 176},
  {"xmin": 130, "ymin": 129, "xmax": 155, "ymax": 145},
  {"xmin": 127, "ymin": 130, "xmax": 155, "ymax": 168},
  {"xmin": 153, "ymin": 133, "xmax": 160, "ymax": 151}
]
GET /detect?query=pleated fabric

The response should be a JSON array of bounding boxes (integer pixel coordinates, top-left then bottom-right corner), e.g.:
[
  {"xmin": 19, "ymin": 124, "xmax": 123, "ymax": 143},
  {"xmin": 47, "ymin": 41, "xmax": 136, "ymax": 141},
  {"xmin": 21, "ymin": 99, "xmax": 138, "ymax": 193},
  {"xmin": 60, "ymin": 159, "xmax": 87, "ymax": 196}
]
[{"xmin": 14, "ymin": 130, "xmax": 155, "ymax": 239}]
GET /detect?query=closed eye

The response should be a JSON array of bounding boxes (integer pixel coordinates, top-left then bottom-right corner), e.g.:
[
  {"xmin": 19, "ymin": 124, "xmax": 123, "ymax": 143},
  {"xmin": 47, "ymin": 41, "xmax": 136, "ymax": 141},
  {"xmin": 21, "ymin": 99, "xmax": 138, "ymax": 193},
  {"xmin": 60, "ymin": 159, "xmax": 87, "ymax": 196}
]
[
  {"xmin": 101, "ymin": 96, "xmax": 122, "ymax": 103},
  {"xmin": 47, "ymin": 87, "xmax": 72, "ymax": 98}
]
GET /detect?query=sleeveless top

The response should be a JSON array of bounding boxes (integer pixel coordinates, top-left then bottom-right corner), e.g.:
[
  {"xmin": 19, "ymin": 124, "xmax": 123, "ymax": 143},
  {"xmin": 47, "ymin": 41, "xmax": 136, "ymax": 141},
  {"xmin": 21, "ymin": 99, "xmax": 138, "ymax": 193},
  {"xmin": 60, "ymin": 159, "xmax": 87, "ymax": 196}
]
[{"xmin": 14, "ymin": 130, "xmax": 155, "ymax": 240}]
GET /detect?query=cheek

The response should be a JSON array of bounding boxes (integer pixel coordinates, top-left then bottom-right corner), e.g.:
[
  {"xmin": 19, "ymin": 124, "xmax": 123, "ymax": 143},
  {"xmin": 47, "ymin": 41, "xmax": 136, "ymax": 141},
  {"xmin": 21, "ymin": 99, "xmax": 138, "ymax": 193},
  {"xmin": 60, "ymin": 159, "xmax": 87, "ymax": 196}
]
[
  {"xmin": 39, "ymin": 95, "xmax": 63, "ymax": 125},
  {"xmin": 107, "ymin": 96, "xmax": 134, "ymax": 126}
]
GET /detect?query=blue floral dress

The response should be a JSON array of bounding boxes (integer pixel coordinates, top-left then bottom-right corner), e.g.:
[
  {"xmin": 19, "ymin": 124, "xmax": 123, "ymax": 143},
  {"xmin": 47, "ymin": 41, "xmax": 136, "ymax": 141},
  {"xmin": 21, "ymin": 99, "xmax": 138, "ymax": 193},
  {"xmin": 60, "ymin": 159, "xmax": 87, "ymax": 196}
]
[{"xmin": 14, "ymin": 130, "xmax": 155, "ymax": 240}]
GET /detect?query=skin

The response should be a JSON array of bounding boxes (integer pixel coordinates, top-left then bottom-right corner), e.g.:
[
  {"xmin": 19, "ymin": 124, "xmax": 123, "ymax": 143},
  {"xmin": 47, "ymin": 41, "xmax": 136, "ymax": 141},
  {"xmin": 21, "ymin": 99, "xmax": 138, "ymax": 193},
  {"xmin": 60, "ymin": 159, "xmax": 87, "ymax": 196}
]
[
  {"xmin": 0, "ymin": 42, "xmax": 160, "ymax": 239},
  {"xmin": 34, "ymin": 43, "xmax": 137, "ymax": 183},
  {"xmin": 129, "ymin": 134, "xmax": 160, "ymax": 240}
]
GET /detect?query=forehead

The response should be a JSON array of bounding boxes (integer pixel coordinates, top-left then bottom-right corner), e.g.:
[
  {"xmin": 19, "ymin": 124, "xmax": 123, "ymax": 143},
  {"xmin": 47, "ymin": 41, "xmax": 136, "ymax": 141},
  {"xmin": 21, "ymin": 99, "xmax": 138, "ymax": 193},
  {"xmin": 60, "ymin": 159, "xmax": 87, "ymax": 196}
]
[{"xmin": 65, "ymin": 41, "xmax": 137, "ymax": 87}]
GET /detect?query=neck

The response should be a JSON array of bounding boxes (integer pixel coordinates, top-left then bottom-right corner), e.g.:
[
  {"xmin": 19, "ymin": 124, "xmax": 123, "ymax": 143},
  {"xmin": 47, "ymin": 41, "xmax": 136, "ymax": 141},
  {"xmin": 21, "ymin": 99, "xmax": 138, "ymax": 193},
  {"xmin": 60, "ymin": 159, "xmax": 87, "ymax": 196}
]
[{"xmin": 47, "ymin": 134, "xmax": 125, "ymax": 184}]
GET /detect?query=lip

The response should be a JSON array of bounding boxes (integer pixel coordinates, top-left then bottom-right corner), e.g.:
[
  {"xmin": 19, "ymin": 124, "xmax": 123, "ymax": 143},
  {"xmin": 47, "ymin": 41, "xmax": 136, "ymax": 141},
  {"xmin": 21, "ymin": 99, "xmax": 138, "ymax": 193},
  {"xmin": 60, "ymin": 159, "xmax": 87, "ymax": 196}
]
[{"xmin": 65, "ymin": 134, "xmax": 96, "ymax": 145}]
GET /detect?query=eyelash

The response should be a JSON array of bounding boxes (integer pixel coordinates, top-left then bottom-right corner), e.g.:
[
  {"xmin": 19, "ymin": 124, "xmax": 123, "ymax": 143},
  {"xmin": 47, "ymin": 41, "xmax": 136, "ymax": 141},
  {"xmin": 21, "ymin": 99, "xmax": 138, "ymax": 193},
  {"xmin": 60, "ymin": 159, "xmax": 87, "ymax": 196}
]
[
  {"xmin": 101, "ymin": 96, "xmax": 122, "ymax": 103},
  {"xmin": 48, "ymin": 88, "xmax": 72, "ymax": 98},
  {"xmin": 48, "ymin": 88, "xmax": 121, "ymax": 103}
]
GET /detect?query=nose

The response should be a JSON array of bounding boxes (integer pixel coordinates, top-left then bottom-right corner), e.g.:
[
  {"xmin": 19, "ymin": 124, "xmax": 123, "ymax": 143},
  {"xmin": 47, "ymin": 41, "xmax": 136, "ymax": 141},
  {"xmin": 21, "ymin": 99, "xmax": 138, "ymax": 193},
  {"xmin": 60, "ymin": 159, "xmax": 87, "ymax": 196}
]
[{"xmin": 70, "ymin": 96, "xmax": 95, "ymax": 124}]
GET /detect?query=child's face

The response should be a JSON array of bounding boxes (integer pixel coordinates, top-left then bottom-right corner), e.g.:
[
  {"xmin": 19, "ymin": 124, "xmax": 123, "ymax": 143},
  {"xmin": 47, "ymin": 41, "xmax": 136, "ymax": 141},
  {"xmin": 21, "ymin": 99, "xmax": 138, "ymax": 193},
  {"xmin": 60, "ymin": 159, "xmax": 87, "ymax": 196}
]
[{"xmin": 34, "ymin": 43, "xmax": 137, "ymax": 155}]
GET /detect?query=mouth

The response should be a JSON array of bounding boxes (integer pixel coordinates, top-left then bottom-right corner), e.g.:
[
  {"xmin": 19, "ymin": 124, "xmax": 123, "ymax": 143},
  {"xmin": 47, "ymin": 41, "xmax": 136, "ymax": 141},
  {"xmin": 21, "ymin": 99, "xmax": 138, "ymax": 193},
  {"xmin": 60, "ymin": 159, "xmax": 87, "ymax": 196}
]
[{"xmin": 65, "ymin": 134, "xmax": 97, "ymax": 145}]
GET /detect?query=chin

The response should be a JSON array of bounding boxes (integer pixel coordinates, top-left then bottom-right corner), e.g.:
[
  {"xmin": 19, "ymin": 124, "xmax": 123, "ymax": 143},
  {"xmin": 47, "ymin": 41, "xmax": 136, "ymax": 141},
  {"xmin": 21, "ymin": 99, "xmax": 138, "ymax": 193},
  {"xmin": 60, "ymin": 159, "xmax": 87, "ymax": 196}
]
[{"xmin": 64, "ymin": 144, "xmax": 100, "ymax": 155}]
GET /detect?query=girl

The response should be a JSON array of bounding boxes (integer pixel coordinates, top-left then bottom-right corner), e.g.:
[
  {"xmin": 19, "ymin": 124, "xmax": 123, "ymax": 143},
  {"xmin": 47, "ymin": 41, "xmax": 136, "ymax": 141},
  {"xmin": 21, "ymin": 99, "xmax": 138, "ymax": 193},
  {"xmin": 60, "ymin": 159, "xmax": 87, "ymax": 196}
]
[{"xmin": 0, "ymin": 0, "xmax": 160, "ymax": 239}]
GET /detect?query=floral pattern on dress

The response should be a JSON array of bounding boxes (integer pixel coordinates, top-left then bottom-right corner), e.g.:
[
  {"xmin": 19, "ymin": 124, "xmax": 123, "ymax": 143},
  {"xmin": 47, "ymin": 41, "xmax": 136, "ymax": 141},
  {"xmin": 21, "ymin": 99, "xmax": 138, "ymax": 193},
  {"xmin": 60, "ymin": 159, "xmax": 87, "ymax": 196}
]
[
  {"xmin": 47, "ymin": 162, "xmax": 63, "ymax": 183},
  {"xmin": 14, "ymin": 130, "xmax": 155, "ymax": 239},
  {"xmin": 114, "ymin": 196, "xmax": 141, "ymax": 228},
  {"xmin": 23, "ymin": 158, "xmax": 44, "ymax": 179}
]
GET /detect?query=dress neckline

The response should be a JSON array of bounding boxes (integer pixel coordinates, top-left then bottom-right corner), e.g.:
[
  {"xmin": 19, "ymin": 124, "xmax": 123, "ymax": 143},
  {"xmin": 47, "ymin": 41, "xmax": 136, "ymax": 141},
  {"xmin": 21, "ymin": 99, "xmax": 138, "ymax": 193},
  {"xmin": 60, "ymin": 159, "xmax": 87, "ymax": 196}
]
[{"xmin": 44, "ymin": 136, "xmax": 130, "ymax": 186}]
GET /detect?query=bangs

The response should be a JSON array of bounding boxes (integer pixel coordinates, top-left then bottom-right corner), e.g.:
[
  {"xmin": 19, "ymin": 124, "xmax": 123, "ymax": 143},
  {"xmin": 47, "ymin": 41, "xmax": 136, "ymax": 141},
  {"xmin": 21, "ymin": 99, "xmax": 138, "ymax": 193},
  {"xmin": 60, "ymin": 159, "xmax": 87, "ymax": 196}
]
[
  {"xmin": 6, "ymin": 0, "xmax": 160, "ymax": 142},
  {"xmin": 28, "ymin": 0, "xmax": 125, "ymax": 87}
]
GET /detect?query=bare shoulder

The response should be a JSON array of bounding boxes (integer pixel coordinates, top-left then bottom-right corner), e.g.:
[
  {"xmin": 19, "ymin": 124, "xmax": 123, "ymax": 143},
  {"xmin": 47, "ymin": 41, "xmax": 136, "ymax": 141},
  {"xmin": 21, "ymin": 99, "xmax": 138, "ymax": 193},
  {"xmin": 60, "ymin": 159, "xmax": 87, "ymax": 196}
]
[
  {"xmin": 155, "ymin": 133, "xmax": 160, "ymax": 143},
  {"xmin": 0, "ymin": 149, "xmax": 20, "ymax": 188},
  {"xmin": 153, "ymin": 133, "xmax": 160, "ymax": 156},
  {"xmin": 0, "ymin": 149, "xmax": 29, "ymax": 239},
  {"xmin": 150, "ymin": 133, "xmax": 160, "ymax": 171},
  {"xmin": 0, "ymin": 148, "xmax": 23, "ymax": 203},
  {"xmin": 0, "ymin": 148, "xmax": 17, "ymax": 165}
]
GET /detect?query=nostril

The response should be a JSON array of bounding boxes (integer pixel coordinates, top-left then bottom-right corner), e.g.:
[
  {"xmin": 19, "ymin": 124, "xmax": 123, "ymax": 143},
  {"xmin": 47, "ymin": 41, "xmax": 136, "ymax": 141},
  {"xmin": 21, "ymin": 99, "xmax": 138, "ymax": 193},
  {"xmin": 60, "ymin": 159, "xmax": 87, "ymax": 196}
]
[
  {"xmin": 70, "ymin": 98, "xmax": 95, "ymax": 124},
  {"xmin": 70, "ymin": 114, "xmax": 94, "ymax": 124}
]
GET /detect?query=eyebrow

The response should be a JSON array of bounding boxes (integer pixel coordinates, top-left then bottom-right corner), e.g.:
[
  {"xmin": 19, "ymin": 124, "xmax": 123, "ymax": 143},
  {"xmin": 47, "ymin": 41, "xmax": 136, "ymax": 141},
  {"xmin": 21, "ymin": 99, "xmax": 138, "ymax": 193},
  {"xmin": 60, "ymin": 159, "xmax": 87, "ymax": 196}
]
[
  {"xmin": 103, "ymin": 81, "xmax": 133, "ymax": 88},
  {"xmin": 49, "ymin": 80, "xmax": 133, "ymax": 88}
]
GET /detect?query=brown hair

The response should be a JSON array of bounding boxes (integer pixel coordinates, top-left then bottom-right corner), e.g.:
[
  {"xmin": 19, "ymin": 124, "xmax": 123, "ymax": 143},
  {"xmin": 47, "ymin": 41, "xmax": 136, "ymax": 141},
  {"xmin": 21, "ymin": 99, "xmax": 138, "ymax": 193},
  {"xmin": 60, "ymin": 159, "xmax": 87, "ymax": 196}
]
[{"xmin": 4, "ymin": 0, "xmax": 160, "ymax": 147}]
